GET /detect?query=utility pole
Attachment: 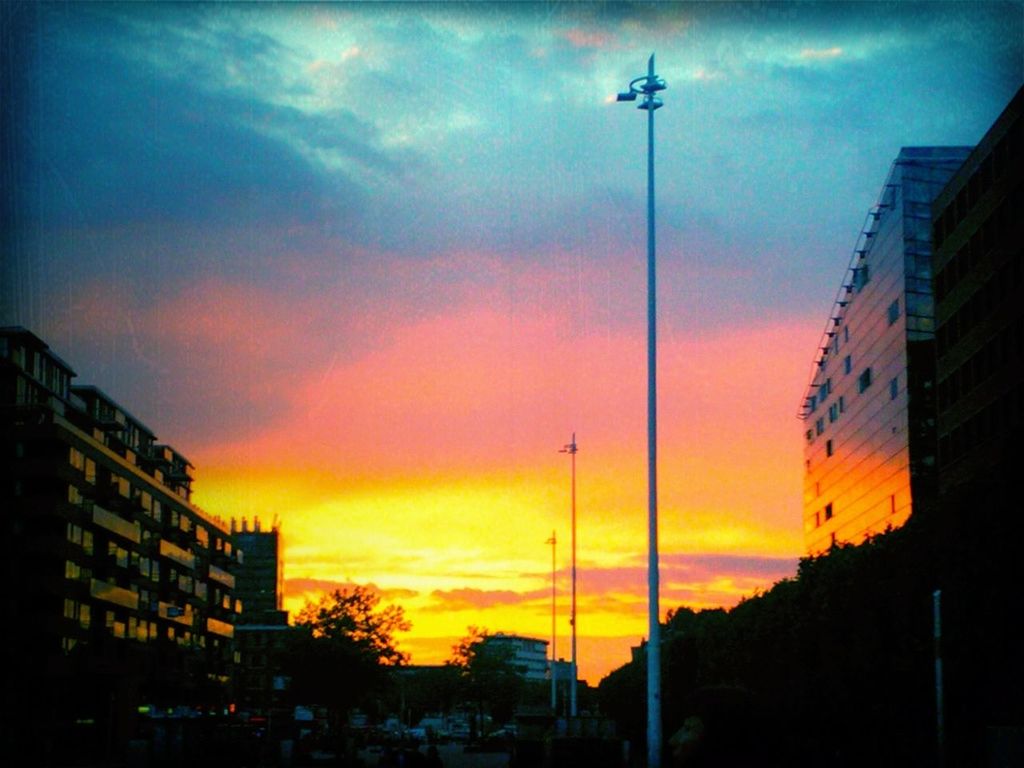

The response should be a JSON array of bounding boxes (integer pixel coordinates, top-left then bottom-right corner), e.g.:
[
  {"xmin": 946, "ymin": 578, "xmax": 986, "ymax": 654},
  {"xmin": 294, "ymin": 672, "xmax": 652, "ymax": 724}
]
[
  {"xmin": 560, "ymin": 433, "xmax": 579, "ymax": 717},
  {"xmin": 548, "ymin": 530, "xmax": 557, "ymax": 712},
  {"xmin": 617, "ymin": 54, "xmax": 667, "ymax": 768}
]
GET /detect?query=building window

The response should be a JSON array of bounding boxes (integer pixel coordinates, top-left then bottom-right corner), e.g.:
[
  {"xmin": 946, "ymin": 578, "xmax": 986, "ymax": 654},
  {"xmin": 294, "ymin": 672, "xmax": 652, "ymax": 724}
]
[
  {"xmin": 844, "ymin": 326, "xmax": 850, "ymax": 343},
  {"xmin": 824, "ymin": 502, "xmax": 833, "ymax": 521},
  {"xmin": 805, "ymin": 429, "xmax": 813, "ymax": 443},
  {"xmin": 858, "ymin": 367, "xmax": 873, "ymax": 393},
  {"xmin": 844, "ymin": 355, "xmax": 852, "ymax": 374},
  {"xmin": 826, "ymin": 439, "xmax": 834, "ymax": 457},
  {"xmin": 69, "ymin": 446, "xmax": 85, "ymax": 472},
  {"xmin": 815, "ymin": 418, "xmax": 825, "ymax": 436},
  {"xmin": 888, "ymin": 298, "xmax": 900, "ymax": 325},
  {"xmin": 890, "ymin": 377, "xmax": 899, "ymax": 400},
  {"xmin": 839, "ymin": 395, "xmax": 845, "ymax": 413},
  {"xmin": 828, "ymin": 403, "xmax": 839, "ymax": 423}
]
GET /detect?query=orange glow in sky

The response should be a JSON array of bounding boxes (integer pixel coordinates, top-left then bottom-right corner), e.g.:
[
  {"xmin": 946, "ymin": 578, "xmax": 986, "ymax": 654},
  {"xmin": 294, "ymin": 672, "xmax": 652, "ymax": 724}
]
[
  {"xmin": 15, "ymin": 2, "xmax": 1011, "ymax": 684},
  {"xmin": 188, "ymin": 263, "xmax": 810, "ymax": 683}
]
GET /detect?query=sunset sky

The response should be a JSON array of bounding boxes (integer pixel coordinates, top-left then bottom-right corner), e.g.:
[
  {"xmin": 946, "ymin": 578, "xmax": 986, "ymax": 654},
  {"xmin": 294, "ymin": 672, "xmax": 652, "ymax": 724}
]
[{"xmin": 3, "ymin": 2, "xmax": 1021, "ymax": 683}]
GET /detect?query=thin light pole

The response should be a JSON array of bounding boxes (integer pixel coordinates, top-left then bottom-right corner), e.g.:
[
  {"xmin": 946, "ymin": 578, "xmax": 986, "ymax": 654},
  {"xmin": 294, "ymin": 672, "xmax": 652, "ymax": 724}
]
[
  {"xmin": 934, "ymin": 589, "xmax": 945, "ymax": 768},
  {"xmin": 617, "ymin": 54, "xmax": 666, "ymax": 768},
  {"xmin": 560, "ymin": 434, "xmax": 579, "ymax": 717},
  {"xmin": 548, "ymin": 530, "xmax": 557, "ymax": 712}
]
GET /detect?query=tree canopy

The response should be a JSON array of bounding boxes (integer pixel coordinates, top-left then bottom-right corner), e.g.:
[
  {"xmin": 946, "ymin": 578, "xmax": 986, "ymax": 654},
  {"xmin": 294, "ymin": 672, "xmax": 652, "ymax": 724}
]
[
  {"xmin": 285, "ymin": 585, "xmax": 411, "ymax": 716},
  {"xmin": 294, "ymin": 584, "xmax": 410, "ymax": 667}
]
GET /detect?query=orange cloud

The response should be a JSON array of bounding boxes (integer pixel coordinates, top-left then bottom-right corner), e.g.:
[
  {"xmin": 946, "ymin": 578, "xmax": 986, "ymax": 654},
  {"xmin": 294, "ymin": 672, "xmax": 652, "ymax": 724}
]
[{"xmin": 104, "ymin": 251, "xmax": 815, "ymax": 682}]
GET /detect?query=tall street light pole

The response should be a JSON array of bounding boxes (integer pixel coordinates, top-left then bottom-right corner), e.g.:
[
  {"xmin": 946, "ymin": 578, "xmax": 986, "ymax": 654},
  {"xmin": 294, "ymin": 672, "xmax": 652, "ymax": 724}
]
[
  {"xmin": 547, "ymin": 530, "xmax": 557, "ymax": 712},
  {"xmin": 617, "ymin": 54, "xmax": 666, "ymax": 768},
  {"xmin": 560, "ymin": 433, "xmax": 578, "ymax": 717}
]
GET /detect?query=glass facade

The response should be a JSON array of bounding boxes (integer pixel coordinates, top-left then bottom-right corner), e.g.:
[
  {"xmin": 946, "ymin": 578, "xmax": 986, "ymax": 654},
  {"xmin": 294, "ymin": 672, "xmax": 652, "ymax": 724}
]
[{"xmin": 799, "ymin": 148, "xmax": 971, "ymax": 555}]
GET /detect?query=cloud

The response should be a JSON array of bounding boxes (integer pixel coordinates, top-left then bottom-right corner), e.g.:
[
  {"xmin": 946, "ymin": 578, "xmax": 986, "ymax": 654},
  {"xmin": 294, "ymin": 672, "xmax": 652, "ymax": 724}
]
[
  {"xmin": 560, "ymin": 28, "xmax": 615, "ymax": 50},
  {"xmin": 285, "ymin": 578, "xmax": 419, "ymax": 604},
  {"xmin": 424, "ymin": 587, "xmax": 550, "ymax": 613},
  {"xmin": 800, "ymin": 46, "xmax": 843, "ymax": 60}
]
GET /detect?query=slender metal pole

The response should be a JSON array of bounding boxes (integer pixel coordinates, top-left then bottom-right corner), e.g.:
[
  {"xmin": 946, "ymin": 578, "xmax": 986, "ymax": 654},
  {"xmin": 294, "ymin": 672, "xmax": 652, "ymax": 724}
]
[
  {"xmin": 569, "ymin": 434, "xmax": 579, "ymax": 718},
  {"xmin": 644, "ymin": 54, "xmax": 662, "ymax": 768},
  {"xmin": 616, "ymin": 54, "xmax": 665, "ymax": 767},
  {"xmin": 934, "ymin": 589, "xmax": 945, "ymax": 768},
  {"xmin": 549, "ymin": 531, "xmax": 557, "ymax": 712}
]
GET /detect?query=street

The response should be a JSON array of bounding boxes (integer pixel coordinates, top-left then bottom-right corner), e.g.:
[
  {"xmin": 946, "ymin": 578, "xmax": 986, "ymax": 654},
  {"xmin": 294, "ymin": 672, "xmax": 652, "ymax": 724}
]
[{"xmin": 357, "ymin": 742, "xmax": 511, "ymax": 768}]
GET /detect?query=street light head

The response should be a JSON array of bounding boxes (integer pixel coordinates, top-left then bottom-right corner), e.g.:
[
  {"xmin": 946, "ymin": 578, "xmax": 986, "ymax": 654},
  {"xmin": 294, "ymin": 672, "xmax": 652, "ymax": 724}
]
[{"xmin": 616, "ymin": 91, "xmax": 638, "ymax": 102}]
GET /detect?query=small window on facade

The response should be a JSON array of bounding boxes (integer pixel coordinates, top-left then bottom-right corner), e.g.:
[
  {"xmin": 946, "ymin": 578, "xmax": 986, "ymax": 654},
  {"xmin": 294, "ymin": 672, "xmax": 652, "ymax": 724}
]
[
  {"xmin": 888, "ymin": 298, "xmax": 900, "ymax": 325},
  {"xmin": 858, "ymin": 367, "xmax": 873, "ymax": 393},
  {"xmin": 824, "ymin": 502, "xmax": 833, "ymax": 521},
  {"xmin": 815, "ymin": 418, "xmax": 825, "ymax": 435},
  {"xmin": 805, "ymin": 429, "xmax": 813, "ymax": 443},
  {"xmin": 844, "ymin": 355, "xmax": 852, "ymax": 374},
  {"xmin": 890, "ymin": 376, "xmax": 898, "ymax": 400},
  {"xmin": 844, "ymin": 326, "xmax": 850, "ymax": 343},
  {"xmin": 826, "ymin": 439, "xmax": 834, "ymax": 457},
  {"xmin": 839, "ymin": 395, "xmax": 845, "ymax": 413}
]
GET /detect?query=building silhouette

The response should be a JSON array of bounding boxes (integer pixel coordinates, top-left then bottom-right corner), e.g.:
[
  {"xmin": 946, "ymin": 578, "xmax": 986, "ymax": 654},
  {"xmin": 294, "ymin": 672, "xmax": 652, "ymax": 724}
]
[
  {"xmin": 483, "ymin": 633, "xmax": 550, "ymax": 682},
  {"xmin": 231, "ymin": 517, "xmax": 294, "ymax": 723},
  {"xmin": 1, "ymin": 326, "xmax": 241, "ymax": 765},
  {"xmin": 233, "ymin": 516, "xmax": 287, "ymax": 626},
  {"xmin": 932, "ymin": 86, "xmax": 1023, "ymax": 492},
  {"xmin": 798, "ymin": 147, "xmax": 971, "ymax": 555}
]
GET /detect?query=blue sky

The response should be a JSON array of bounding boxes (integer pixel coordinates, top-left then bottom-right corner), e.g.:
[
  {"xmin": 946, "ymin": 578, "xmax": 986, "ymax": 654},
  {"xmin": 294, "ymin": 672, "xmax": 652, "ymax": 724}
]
[{"xmin": 3, "ymin": 1, "xmax": 1021, "ymax": 680}]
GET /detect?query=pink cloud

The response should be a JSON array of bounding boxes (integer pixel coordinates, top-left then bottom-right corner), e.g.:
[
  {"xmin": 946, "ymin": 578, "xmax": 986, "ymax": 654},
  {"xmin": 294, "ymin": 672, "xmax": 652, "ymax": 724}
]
[{"xmin": 424, "ymin": 587, "xmax": 551, "ymax": 613}]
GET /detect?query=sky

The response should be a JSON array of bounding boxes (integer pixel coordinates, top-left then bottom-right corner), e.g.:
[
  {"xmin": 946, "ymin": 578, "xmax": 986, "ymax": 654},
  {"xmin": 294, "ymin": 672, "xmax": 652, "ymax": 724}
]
[{"xmin": 2, "ymin": 1, "xmax": 1021, "ymax": 684}]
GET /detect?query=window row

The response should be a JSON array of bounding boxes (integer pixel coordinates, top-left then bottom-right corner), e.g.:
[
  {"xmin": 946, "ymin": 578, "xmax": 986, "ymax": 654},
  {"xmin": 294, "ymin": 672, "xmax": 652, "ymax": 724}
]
[
  {"xmin": 933, "ymin": 122, "xmax": 1021, "ymax": 250},
  {"xmin": 936, "ymin": 254, "xmax": 1021, "ymax": 358},
  {"xmin": 938, "ymin": 380, "xmax": 1023, "ymax": 467},
  {"xmin": 937, "ymin": 316, "xmax": 1023, "ymax": 414},
  {"xmin": 934, "ymin": 186, "xmax": 1022, "ymax": 302}
]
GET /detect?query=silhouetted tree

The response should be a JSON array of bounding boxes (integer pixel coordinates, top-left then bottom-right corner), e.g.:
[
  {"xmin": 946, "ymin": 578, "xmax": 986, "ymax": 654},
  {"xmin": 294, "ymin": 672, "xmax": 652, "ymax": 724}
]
[
  {"xmin": 284, "ymin": 585, "xmax": 411, "ymax": 720},
  {"xmin": 448, "ymin": 627, "xmax": 525, "ymax": 731}
]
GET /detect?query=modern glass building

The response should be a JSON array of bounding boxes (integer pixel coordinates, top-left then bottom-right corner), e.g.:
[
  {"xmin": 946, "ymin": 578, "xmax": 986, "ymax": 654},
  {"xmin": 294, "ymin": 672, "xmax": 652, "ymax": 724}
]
[{"xmin": 798, "ymin": 147, "xmax": 971, "ymax": 555}]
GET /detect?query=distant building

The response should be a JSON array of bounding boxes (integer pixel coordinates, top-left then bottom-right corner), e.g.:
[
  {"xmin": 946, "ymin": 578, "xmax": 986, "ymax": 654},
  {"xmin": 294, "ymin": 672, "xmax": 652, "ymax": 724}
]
[
  {"xmin": 798, "ymin": 148, "xmax": 971, "ymax": 555},
  {"xmin": 932, "ymin": 86, "xmax": 1023, "ymax": 492},
  {"xmin": 232, "ymin": 517, "xmax": 294, "ymax": 719},
  {"xmin": 233, "ymin": 516, "xmax": 287, "ymax": 625},
  {"xmin": 483, "ymin": 633, "xmax": 549, "ymax": 682},
  {"xmin": 0, "ymin": 326, "xmax": 242, "ymax": 765}
]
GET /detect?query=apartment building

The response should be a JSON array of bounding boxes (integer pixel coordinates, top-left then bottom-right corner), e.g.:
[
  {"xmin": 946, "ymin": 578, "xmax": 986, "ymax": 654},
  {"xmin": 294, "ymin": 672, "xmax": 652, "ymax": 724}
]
[{"xmin": 1, "ymin": 326, "xmax": 241, "ymax": 764}]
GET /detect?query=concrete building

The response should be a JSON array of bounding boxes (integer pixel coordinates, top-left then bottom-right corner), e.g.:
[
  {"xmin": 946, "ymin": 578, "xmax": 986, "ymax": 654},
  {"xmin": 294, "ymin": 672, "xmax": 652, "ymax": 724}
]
[
  {"xmin": 798, "ymin": 147, "xmax": 971, "ymax": 555},
  {"xmin": 1, "ymin": 326, "xmax": 242, "ymax": 765},
  {"xmin": 232, "ymin": 517, "xmax": 294, "ymax": 721},
  {"xmin": 233, "ymin": 516, "xmax": 287, "ymax": 626},
  {"xmin": 932, "ymin": 87, "xmax": 1023, "ymax": 492},
  {"xmin": 483, "ymin": 633, "xmax": 550, "ymax": 682}
]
